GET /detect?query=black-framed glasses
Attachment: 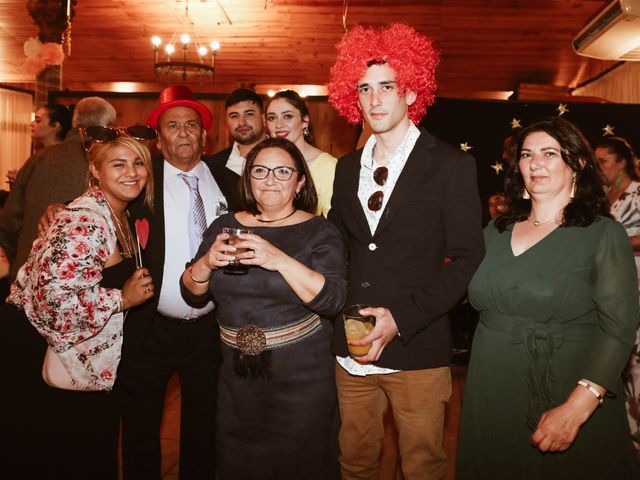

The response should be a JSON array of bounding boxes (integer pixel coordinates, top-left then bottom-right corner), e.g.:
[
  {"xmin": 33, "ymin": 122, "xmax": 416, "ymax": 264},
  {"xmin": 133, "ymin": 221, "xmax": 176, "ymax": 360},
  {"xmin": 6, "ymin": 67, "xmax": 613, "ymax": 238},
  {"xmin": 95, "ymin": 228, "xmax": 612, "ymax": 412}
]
[
  {"xmin": 80, "ymin": 125, "xmax": 157, "ymax": 150},
  {"xmin": 368, "ymin": 166, "xmax": 388, "ymax": 211},
  {"xmin": 250, "ymin": 165, "xmax": 300, "ymax": 181}
]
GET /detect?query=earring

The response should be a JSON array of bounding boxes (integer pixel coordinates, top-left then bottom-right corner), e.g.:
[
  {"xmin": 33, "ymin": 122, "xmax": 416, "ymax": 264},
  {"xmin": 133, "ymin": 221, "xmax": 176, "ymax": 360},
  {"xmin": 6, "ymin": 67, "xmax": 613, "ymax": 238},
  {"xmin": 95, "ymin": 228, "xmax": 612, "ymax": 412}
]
[
  {"xmin": 88, "ymin": 176, "xmax": 100, "ymax": 189},
  {"xmin": 295, "ymin": 191, "xmax": 301, "ymax": 200},
  {"xmin": 301, "ymin": 126, "xmax": 310, "ymax": 137},
  {"xmin": 569, "ymin": 173, "xmax": 577, "ymax": 199},
  {"xmin": 522, "ymin": 188, "xmax": 530, "ymax": 200}
]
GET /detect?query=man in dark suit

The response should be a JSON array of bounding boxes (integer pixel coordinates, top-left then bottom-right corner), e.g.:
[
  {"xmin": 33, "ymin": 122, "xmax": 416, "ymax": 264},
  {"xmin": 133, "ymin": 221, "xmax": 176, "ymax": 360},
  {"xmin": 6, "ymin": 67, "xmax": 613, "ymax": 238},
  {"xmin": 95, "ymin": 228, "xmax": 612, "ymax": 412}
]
[
  {"xmin": 327, "ymin": 24, "xmax": 484, "ymax": 479},
  {"xmin": 117, "ymin": 85, "xmax": 240, "ymax": 480},
  {"xmin": 206, "ymin": 88, "xmax": 267, "ymax": 177}
]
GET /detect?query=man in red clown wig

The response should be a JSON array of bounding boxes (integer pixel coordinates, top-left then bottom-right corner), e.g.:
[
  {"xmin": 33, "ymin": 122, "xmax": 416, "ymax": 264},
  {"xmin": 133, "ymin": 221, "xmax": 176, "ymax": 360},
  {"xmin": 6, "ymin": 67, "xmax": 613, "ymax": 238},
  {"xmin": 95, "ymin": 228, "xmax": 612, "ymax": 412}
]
[{"xmin": 328, "ymin": 23, "xmax": 484, "ymax": 479}]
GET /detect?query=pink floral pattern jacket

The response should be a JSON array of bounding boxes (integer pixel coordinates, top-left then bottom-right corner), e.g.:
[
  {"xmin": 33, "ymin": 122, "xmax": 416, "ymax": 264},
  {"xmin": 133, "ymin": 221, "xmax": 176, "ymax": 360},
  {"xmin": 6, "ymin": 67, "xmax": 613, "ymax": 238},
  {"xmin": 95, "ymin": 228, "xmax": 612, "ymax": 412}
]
[{"xmin": 8, "ymin": 189, "xmax": 124, "ymax": 390}]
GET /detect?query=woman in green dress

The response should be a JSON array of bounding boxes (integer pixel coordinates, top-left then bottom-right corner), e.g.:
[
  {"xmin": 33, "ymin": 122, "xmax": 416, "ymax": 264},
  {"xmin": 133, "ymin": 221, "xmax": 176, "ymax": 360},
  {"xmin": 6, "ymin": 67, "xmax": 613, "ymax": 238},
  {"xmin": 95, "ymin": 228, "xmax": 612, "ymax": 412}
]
[{"xmin": 457, "ymin": 117, "xmax": 640, "ymax": 478}]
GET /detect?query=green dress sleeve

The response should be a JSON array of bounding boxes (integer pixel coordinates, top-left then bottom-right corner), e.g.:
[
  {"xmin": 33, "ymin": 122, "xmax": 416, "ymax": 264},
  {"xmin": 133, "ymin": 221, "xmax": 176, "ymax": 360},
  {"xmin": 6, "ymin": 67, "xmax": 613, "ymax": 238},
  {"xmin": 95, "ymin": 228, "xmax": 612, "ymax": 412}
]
[{"xmin": 582, "ymin": 219, "xmax": 640, "ymax": 393}]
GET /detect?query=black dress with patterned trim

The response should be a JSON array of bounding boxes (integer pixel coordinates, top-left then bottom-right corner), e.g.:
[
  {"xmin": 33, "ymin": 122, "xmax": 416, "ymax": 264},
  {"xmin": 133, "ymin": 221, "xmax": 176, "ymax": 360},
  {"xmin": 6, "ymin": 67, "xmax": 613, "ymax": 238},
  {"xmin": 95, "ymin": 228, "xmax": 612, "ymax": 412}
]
[{"xmin": 190, "ymin": 213, "xmax": 347, "ymax": 480}]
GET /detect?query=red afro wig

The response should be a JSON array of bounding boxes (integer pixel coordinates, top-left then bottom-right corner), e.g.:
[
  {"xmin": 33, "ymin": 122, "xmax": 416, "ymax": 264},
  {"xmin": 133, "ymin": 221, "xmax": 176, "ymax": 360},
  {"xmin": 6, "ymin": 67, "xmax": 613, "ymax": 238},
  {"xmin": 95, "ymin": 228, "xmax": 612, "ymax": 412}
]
[{"xmin": 328, "ymin": 23, "xmax": 439, "ymax": 125}]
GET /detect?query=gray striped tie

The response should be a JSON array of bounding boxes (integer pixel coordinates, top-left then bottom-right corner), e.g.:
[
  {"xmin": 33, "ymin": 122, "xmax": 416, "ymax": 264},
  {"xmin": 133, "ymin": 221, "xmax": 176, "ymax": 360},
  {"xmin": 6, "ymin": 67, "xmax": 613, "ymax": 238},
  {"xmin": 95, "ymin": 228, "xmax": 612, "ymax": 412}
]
[{"xmin": 179, "ymin": 173, "xmax": 207, "ymax": 257}]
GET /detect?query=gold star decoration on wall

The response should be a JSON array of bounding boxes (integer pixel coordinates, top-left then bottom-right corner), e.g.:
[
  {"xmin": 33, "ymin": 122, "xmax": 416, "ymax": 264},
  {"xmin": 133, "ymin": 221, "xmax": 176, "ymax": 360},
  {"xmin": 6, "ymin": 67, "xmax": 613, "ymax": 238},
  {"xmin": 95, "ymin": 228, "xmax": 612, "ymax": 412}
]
[
  {"xmin": 490, "ymin": 161, "xmax": 504, "ymax": 175},
  {"xmin": 511, "ymin": 118, "xmax": 522, "ymax": 129},
  {"xmin": 459, "ymin": 142, "xmax": 473, "ymax": 152},
  {"xmin": 556, "ymin": 103, "xmax": 569, "ymax": 116},
  {"xmin": 602, "ymin": 124, "xmax": 615, "ymax": 136}
]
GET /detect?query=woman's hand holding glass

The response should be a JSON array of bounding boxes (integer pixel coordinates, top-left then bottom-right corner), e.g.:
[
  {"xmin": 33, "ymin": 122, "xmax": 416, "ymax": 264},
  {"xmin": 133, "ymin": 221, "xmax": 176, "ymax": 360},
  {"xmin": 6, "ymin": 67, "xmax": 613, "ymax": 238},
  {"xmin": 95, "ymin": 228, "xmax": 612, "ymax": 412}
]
[
  {"xmin": 232, "ymin": 233, "xmax": 287, "ymax": 272},
  {"xmin": 121, "ymin": 267, "xmax": 154, "ymax": 310},
  {"xmin": 200, "ymin": 232, "xmax": 250, "ymax": 270},
  {"xmin": 200, "ymin": 232, "xmax": 284, "ymax": 271}
]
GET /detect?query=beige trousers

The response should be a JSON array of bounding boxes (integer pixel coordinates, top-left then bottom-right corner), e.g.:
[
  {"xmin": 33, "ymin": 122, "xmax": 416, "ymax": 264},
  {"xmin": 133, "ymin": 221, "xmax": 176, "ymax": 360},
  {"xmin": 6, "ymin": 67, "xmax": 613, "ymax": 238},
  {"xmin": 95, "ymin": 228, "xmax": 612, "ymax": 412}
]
[{"xmin": 336, "ymin": 362, "xmax": 451, "ymax": 480}]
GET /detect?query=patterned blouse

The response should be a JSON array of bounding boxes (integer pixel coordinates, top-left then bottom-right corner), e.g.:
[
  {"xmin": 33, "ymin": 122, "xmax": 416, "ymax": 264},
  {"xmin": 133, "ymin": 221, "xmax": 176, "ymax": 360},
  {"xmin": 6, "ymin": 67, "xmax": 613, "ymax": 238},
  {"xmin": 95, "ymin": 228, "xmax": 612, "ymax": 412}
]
[
  {"xmin": 8, "ymin": 188, "xmax": 124, "ymax": 390},
  {"xmin": 611, "ymin": 181, "xmax": 640, "ymax": 237},
  {"xmin": 611, "ymin": 181, "xmax": 640, "ymax": 284}
]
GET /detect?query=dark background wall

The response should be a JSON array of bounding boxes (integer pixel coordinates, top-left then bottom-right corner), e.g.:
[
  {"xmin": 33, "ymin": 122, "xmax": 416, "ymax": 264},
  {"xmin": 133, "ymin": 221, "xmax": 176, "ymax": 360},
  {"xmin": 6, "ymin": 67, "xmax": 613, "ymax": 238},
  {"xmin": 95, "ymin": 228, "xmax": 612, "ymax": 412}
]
[{"xmin": 421, "ymin": 98, "xmax": 640, "ymax": 222}]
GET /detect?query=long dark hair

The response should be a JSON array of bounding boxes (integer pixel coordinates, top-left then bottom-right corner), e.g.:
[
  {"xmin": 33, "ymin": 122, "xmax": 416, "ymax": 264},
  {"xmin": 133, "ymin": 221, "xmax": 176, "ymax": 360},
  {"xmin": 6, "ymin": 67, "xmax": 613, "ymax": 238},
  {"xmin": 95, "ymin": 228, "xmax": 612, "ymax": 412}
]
[
  {"xmin": 595, "ymin": 136, "xmax": 640, "ymax": 182},
  {"xmin": 495, "ymin": 117, "xmax": 610, "ymax": 231},
  {"xmin": 240, "ymin": 137, "xmax": 318, "ymax": 215},
  {"xmin": 265, "ymin": 90, "xmax": 315, "ymax": 145}
]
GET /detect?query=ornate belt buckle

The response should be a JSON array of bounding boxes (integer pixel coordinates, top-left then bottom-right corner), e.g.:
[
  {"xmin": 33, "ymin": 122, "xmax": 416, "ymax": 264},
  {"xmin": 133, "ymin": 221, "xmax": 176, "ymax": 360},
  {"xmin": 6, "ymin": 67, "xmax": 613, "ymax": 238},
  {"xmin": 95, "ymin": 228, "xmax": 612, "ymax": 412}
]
[{"xmin": 236, "ymin": 324, "xmax": 267, "ymax": 355}]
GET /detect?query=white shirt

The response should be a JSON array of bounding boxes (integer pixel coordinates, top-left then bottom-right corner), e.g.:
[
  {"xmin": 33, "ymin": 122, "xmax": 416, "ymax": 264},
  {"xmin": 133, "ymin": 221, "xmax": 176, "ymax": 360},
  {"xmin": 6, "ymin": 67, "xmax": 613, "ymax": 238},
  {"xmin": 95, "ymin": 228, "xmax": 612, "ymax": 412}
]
[
  {"xmin": 225, "ymin": 142, "xmax": 246, "ymax": 176},
  {"xmin": 157, "ymin": 160, "xmax": 227, "ymax": 319},
  {"xmin": 358, "ymin": 122, "xmax": 421, "ymax": 235},
  {"xmin": 337, "ymin": 122, "xmax": 421, "ymax": 376}
]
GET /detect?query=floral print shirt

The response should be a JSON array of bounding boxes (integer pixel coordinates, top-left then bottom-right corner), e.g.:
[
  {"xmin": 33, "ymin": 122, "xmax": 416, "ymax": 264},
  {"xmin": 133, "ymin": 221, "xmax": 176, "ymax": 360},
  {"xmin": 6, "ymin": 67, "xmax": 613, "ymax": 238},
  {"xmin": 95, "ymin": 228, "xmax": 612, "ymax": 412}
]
[
  {"xmin": 8, "ymin": 189, "xmax": 124, "ymax": 390},
  {"xmin": 611, "ymin": 181, "xmax": 640, "ymax": 239}
]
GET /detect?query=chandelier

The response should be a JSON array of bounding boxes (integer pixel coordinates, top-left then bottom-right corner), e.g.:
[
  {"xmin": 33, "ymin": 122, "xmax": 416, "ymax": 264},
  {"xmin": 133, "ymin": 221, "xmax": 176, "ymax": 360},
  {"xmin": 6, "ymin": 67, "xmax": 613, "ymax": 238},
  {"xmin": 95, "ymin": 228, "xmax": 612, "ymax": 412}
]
[{"xmin": 151, "ymin": 1, "xmax": 221, "ymax": 82}]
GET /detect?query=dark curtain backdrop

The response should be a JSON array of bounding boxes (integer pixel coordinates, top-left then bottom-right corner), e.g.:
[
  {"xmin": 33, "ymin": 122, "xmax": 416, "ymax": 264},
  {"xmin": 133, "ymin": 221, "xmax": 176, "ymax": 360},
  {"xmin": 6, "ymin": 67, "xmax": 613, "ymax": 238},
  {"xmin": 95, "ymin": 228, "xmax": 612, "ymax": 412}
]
[{"xmin": 420, "ymin": 98, "xmax": 640, "ymax": 224}]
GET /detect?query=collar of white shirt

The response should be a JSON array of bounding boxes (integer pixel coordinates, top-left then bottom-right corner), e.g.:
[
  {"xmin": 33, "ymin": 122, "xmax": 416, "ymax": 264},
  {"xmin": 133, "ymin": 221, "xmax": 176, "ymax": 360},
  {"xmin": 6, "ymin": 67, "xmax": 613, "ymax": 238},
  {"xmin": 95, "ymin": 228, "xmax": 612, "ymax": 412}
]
[
  {"xmin": 360, "ymin": 122, "xmax": 421, "ymax": 171},
  {"xmin": 358, "ymin": 123, "xmax": 421, "ymax": 234},
  {"xmin": 157, "ymin": 159, "xmax": 221, "ymax": 319},
  {"xmin": 226, "ymin": 142, "xmax": 246, "ymax": 176}
]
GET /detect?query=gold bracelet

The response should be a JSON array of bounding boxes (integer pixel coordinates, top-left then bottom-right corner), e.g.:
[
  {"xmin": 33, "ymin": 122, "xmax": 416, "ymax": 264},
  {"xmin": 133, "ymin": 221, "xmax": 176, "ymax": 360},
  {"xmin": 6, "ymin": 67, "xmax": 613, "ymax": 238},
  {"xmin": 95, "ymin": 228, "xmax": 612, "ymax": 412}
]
[
  {"xmin": 188, "ymin": 265, "xmax": 210, "ymax": 285},
  {"xmin": 577, "ymin": 379, "xmax": 604, "ymax": 406}
]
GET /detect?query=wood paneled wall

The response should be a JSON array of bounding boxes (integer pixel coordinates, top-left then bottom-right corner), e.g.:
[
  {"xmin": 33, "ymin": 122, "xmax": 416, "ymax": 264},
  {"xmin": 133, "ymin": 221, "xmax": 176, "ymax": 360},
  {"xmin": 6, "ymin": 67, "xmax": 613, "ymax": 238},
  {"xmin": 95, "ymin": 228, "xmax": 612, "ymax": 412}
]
[{"xmin": 51, "ymin": 93, "xmax": 360, "ymax": 159}]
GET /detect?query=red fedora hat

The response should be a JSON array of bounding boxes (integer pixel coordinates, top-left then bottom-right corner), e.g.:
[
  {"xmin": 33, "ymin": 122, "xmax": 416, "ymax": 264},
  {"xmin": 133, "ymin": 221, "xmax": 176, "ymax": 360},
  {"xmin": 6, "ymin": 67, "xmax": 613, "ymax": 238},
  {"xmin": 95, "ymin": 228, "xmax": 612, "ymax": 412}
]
[{"xmin": 146, "ymin": 85, "xmax": 213, "ymax": 130}]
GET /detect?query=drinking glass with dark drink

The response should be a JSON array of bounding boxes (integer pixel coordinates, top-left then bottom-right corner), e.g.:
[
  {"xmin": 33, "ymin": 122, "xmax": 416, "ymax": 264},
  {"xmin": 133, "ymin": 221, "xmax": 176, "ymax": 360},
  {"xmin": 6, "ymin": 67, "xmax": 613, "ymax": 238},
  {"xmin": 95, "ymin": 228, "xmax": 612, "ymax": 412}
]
[{"xmin": 223, "ymin": 227, "xmax": 253, "ymax": 275}]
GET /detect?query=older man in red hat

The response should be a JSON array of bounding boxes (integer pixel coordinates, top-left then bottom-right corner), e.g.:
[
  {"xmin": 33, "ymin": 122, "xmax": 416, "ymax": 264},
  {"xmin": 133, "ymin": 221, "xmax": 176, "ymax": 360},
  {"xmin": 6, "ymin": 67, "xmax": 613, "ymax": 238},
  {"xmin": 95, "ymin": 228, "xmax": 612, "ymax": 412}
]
[{"xmin": 117, "ymin": 85, "xmax": 240, "ymax": 480}]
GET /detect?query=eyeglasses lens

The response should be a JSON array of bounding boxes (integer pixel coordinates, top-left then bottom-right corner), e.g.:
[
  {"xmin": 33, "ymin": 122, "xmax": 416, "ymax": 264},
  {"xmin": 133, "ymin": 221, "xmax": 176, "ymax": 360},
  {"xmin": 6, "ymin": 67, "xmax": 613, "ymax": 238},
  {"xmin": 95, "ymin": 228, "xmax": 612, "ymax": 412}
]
[
  {"xmin": 126, "ymin": 125, "xmax": 158, "ymax": 141},
  {"xmin": 83, "ymin": 126, "xmax": 118, "ymax": 143},
  {"xmin": 274, "ymin": 168, "xmax": 294, "ymax": 181}
]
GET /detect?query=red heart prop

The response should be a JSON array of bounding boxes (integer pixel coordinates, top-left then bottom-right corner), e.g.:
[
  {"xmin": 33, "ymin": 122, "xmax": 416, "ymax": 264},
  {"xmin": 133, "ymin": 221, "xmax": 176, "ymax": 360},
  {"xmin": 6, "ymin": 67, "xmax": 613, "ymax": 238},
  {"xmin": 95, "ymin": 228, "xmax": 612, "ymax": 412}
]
[{"xmin": 135, "ymin": 219, "xmax": 150, "ymax": 250}]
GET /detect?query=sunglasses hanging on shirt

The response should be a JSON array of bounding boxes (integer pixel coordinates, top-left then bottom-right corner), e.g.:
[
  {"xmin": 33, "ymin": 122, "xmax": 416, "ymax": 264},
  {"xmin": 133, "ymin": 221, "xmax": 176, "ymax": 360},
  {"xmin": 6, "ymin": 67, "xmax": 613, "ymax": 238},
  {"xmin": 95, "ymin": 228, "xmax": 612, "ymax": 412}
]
[{"xmin": 367, "ymin": 166, "xmax": 388, "ymax": 212}]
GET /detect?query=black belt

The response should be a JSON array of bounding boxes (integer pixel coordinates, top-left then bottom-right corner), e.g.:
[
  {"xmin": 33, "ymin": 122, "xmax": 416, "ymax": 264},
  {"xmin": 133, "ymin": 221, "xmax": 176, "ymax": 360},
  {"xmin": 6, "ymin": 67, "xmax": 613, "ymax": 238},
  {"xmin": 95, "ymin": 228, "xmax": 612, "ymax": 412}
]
[{"xmin": 158, "ymin": 313, "xmax": 205, "ymax": 324}]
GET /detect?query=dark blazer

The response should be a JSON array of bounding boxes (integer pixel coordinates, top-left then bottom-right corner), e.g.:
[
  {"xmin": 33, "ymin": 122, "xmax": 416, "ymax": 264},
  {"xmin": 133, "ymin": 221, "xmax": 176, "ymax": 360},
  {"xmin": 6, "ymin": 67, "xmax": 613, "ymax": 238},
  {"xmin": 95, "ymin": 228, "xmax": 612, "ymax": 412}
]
[
  {"xmin": 123, "ymin": 154, "xmax": 241, "ymax": 354},
  {"xmin": 204, "ymin": 147, "xmax": 233, "ymax": 170},
  {"xmin": 328, "ymin": 128, "xmax": 485, "ymax": 370},
  {"xmin": 203, "ymin": 147, "xmax": 241, "ymax": 203}
]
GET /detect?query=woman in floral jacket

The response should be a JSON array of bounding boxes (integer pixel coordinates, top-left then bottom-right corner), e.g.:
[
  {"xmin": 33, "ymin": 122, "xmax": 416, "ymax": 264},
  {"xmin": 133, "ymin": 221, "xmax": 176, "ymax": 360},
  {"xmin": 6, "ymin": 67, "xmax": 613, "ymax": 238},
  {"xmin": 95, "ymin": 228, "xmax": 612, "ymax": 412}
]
[{"xmin": 0, "ymin": 134, "xmax": 155, "ymax": 480}]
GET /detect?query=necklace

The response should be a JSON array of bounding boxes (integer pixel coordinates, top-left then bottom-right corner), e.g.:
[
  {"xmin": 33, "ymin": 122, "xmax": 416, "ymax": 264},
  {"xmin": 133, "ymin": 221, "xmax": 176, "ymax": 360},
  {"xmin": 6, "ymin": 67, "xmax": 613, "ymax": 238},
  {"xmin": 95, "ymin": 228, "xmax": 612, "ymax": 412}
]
[
  {"xmin": 530, "ymin": 219, "xmax": 554, "ymax": 227},
  {"xmin": 104, "ymin": 195, "xmax": 135, "ymax": 258},
  {"xmin": 528, "ymin": 213, "xmax": 560, "ymax": 227},
  {"xmin": 254, "ymin": 208, "xmax": 297, "ymax": 224}
]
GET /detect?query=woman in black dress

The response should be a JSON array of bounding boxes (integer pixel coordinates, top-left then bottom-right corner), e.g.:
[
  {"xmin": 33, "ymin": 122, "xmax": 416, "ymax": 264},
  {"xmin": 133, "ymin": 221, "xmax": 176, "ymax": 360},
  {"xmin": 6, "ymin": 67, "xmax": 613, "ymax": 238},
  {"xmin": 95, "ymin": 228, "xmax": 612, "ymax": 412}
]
[
  {"xmin": 182, "ymin": 137, "xmax": 346, "ymax": 480},
  {"xmin": 0, "ymin": 133, "xmax": 156, "ymax": 479}
]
